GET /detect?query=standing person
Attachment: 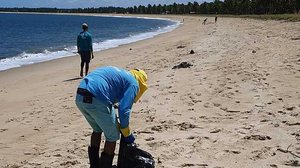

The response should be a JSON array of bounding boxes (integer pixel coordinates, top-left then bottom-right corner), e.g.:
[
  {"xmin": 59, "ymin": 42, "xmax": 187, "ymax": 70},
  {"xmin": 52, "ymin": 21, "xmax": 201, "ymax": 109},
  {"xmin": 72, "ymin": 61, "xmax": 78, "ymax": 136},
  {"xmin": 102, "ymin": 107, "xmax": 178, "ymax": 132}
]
[
  {"xmin": 75, "ymin": 66, "xmax": 148, "ymax": 168},
  {"xmin": 77, "ymin": 23, "xmax": 94, "ymax": 77},
  {"xmin": 215, "ymin": 16, "xmax": 218, "ymax": 23}
]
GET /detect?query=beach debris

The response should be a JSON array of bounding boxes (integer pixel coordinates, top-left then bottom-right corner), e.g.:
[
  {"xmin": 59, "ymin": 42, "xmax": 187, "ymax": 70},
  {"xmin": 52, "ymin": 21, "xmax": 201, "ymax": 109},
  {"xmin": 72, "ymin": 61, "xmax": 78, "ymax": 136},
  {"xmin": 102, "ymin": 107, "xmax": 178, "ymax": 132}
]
[
  {"xmin": 285, "ymin": 122, "xmax": 300, "ymax": 126},
  {"xmin": 291, "ymin": 37, "xmax": 300, "ymax": 40},
  {"xmin": 136, "ymin": 130, "xmax": 154, "ymax": 134},
  {"xmin": 172, "ymin": 62, "xmax": 193, "ymax": 69},
  {"xmin": 157, "ymin": 157, "xmax": 162, "ymax": 164},
  {"xmin": 182, "ymin": 163, "xmax": 208, "ymax": 167},
  {"xmin": 129, "ymin": 48, "xmax": 132, "ymax": 50},
  {"xmin": 244, "ymin": 135, "xmax": 271, "ymax": 141},
  {"xmin": 210, "ymin": 128, "xmax": 221, "ymax": 133},
  {"xmin": 189, "ymin": 50, "xmax": 195, "ymax": 54},
  {"xmin": 277, "ymin": 144, "xmax": 300, "ymax": 159},
  {"xmin": 224, "ymin": 150, "xmax": 241, "ymax": 154},
  {"xmin": 177, "ymin": 45, "xmax": 186, "ymax": 49},
  {"xmin": 145, "ymin": 137, "xmax": 155, "ymax": 141}
]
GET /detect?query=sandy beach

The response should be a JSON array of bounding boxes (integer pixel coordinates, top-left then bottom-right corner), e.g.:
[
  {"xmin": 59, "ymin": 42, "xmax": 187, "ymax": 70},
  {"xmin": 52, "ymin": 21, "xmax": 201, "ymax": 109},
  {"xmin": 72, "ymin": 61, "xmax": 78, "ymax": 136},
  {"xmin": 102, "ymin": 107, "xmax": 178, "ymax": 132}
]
[{"xmin": 0, "ymin": 14, "xmax": 300, "ymax": 168}]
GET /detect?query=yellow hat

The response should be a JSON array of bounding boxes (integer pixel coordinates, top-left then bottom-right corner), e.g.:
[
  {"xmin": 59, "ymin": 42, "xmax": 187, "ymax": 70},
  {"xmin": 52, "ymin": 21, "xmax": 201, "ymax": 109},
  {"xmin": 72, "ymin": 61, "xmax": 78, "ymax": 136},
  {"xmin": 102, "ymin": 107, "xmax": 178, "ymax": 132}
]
[{"xmin": 130, "ymin": 69, "xmax": 148, "ymax": 102}]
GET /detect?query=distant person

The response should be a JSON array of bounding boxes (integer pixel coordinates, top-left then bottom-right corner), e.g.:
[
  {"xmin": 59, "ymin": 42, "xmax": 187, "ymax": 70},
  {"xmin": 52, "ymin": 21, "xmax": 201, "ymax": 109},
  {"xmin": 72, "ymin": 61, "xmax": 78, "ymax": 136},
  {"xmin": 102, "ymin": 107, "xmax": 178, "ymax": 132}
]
[
  {"xmin": 77, "ymin": 23, "xmax": 93, "ymax": 77},
  {"xmin": 202, "ymin": 18, "xmax": 207, "ymax": 25},
  {"xmin": 75, "ymin": 66, "xmax": 148, "ymax": 168},
  {"xmin": 215, "ymin": 16, "xmax": 218, "ymax": 23}
]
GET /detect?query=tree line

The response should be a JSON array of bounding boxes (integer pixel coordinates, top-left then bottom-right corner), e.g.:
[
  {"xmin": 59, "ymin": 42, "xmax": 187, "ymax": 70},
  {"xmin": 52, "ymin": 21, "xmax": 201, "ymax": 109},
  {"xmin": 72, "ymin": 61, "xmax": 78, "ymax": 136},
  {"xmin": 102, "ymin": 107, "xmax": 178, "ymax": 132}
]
[{"xmin": 1, "ymin": 0, "xmax": 299, "ymax": 15}]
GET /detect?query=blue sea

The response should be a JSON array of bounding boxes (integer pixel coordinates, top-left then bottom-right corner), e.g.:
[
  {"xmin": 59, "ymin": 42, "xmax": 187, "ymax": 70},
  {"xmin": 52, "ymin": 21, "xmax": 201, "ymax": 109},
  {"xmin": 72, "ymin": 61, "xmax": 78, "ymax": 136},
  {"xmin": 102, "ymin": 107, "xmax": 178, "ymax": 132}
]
[{"xmin": 0, "ymin": 13, "xmax": 179, "ymax": 71}]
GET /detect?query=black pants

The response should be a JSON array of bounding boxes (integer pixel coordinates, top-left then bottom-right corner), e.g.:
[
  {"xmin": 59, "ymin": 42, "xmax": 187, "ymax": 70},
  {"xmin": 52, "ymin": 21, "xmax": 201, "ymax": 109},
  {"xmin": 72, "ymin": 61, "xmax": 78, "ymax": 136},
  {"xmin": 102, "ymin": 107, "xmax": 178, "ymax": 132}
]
[{"xmin": 80, "ymin": 51, "xmax": 91, "ymax": 63}]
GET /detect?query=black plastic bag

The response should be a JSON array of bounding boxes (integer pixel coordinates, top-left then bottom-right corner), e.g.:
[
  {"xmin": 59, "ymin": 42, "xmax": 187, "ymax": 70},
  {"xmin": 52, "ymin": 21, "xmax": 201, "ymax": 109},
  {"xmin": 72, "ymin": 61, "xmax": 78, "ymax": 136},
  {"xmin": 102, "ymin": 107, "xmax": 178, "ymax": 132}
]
[{"xmin": 117, "ymin": 136, "xmax": 155, "ymax": 168}]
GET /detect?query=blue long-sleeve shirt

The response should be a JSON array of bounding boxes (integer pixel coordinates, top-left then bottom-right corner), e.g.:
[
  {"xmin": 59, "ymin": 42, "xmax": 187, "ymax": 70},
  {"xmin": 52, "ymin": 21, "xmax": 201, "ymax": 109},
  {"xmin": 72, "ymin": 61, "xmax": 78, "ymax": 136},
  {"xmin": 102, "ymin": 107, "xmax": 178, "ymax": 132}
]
[
  {"xmin": 77, "ymin": 31, "xmax": 93, "ymax": 52},
  {"xmin": 78, "ymin": 66, "xmax": 139, "ymax": 128}
]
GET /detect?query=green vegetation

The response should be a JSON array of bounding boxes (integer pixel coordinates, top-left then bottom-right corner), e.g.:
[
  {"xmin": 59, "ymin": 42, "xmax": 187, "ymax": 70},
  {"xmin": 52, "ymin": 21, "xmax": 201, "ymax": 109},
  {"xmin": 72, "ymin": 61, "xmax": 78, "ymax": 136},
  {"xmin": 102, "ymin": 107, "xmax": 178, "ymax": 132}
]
[
  {"xmin": 1, "ymin": 0, "xmax": 299, "ymax": 21},
  {"xmin": 220, "ymin": 14, "xmax": 300, "ymax": 22}
]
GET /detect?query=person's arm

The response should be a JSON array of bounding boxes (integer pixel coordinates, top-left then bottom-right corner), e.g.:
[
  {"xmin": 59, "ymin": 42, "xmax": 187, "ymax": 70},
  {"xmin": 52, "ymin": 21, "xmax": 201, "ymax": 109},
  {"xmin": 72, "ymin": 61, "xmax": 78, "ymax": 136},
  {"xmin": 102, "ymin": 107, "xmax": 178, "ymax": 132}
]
[
  {"xmin": 77, "ymin": 35, "xmax": 80, "ymax": 53},
  {"xmin": 119, "ymin": 85, "xmax": 138, "ymax": 128},
  {"xmin": 88, "ymin": 34, "xmax": 94, "ymax": 58},
  {"xmin": 119, "ymin": 85, "xmax": 138, "ymax": 143}
]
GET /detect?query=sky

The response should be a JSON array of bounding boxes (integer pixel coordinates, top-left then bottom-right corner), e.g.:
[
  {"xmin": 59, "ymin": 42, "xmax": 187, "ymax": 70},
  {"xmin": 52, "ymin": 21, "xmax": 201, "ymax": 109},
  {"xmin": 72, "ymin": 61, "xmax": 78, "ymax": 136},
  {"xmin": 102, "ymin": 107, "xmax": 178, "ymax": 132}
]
[{"xmin": 0, "ymin": 0, "xmax": 213, "ymax": 8}]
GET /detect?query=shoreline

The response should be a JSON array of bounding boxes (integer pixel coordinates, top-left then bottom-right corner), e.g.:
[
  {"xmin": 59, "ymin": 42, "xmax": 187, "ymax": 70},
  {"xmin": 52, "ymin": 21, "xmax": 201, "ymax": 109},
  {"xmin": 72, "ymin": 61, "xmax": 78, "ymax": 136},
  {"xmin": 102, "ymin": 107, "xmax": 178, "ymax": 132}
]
[
  {"xmin": 0, "ymin": 14, "xmax": 299, "ymax": 168},
  {"xmin": 0, "ymin": 12, "xmax": 181, "ymax": 72}
]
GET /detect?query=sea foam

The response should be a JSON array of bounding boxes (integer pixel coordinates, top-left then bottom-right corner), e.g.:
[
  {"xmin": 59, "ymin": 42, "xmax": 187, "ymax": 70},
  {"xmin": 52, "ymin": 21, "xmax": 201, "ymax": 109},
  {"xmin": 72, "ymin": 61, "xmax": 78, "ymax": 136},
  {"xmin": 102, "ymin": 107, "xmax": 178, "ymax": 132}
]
[{"xmin": 0, "ymin": 17, "xmax": 180, "ymax": 71}]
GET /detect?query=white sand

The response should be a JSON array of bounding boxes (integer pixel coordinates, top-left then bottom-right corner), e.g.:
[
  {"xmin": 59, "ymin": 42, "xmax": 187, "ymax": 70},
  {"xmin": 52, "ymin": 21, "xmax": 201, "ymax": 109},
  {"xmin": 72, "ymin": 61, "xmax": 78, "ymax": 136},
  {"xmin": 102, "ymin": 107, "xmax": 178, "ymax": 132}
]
[{"xmin": 0, "ymin": 15, "xmax": 299, "ymax": 168}]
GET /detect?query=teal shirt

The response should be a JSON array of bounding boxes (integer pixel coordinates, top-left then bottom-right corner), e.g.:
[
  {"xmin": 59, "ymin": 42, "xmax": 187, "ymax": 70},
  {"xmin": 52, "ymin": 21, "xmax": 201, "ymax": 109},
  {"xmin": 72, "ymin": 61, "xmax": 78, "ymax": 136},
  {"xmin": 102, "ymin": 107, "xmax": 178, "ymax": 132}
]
[
  {"xmin": 77, "ymin": 31, "xmax": 93, "ymax": 52},
  {"xmin": 79, "ymin": 66, "xmax": 139, "ymax": 128}
]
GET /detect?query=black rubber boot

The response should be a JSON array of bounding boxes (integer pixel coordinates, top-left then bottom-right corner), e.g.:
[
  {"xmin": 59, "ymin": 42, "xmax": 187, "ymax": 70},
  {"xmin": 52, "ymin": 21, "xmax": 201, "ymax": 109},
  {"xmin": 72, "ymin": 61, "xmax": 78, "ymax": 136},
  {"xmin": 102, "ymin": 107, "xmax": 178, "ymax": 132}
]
[
  {"xmin": 100, "ymin": 152, "xmax": 114, "ymax": 168},
  {"xmin": 88, "ymin": 146, "xmax": 100, "ymax": 168}
]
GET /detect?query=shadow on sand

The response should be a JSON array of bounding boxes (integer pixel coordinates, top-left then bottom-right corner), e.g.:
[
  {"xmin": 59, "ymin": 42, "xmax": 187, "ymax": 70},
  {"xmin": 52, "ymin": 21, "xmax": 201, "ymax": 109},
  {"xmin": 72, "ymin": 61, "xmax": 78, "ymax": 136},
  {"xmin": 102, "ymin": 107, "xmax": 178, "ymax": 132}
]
[{"xmin": 63, "ymin": 77, "xmax": 82, "ymax": 82}]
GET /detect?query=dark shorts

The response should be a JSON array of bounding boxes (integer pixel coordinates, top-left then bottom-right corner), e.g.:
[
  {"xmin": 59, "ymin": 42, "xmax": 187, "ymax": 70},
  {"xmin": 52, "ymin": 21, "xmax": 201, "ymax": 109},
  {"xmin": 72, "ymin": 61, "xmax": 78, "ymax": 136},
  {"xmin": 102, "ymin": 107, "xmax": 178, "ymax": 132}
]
[{"xmin": 80, "ymin": 51, "xmax": 91, "ymax": 63}]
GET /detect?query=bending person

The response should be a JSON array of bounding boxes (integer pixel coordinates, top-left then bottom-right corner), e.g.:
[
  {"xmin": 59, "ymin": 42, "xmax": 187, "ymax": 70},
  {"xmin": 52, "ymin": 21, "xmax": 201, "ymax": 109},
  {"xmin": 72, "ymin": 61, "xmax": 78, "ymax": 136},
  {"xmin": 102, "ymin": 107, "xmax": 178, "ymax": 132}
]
[{"xmin": 75, "ymin": 66, "xmax": 148, "ymax": 168}]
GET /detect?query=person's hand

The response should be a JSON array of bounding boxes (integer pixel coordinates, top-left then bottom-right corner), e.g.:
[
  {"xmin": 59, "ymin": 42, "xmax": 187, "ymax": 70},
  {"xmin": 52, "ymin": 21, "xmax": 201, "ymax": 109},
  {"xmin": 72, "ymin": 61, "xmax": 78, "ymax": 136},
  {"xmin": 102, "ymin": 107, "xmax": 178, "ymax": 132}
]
[
  {"xmin": 123, "ymin": 133, "xmax": 135, "ymax": 144},
  {"xmin": 120, "ymin": 127, "xmax": 135, "ymax": 144}
]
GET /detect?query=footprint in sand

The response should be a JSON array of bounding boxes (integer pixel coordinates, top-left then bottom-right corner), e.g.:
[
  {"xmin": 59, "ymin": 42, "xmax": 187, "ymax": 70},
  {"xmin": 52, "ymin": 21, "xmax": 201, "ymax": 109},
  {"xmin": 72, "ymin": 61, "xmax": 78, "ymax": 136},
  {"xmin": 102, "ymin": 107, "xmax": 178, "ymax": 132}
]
[
  {"xmin": 250, "ymin": 147, "xmax": 275, "ymax": 161},
  {"xmin": 177, "ymin": 45, "xmax": 186, "ymax": 49},
  {"xmin": 59, "ymin": 160, "xmax": 80, "ymax": 166},
  {"xmin": 147, "ymin": 141, "xmax": 168, "ymax": 150},
  {"xmin": 175, "ymin": 122, "xmax": 199, "ymax": 131},
  {"xmin": 291, "ymin": 131, "xmax": 300, "ymax": 141},
  {"xmin": 150, "ymin": 121, "xmax": 199, "ymax": 132},
  {"xmin": 150, "ymin": 125, "xmax": 171, "ymax": 132},
  {"xmin": 180, "ymin": 93, "xmax": 202, "ymax": 106},
  {"xmin": 145, "ymin": 116, "xmax": 155, "ymax": 122},
  {"xmin": 283, "ymin": 160, "xmax": 300, "ymax": 166},
  {"xmin": 0, "ymin": 128, "xmax": 8, "ymax": 132},
  {"xmin": 203, "ymin": 102, "xmax": 211, "ymax": 108}
]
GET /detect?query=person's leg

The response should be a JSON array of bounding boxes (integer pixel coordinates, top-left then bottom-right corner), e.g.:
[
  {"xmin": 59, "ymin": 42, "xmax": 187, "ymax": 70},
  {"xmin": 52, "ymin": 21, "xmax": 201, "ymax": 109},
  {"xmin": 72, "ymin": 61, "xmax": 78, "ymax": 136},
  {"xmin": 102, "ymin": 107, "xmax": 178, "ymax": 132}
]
[
  {"xmin": 79, "ymin": 53, "xmax": 85, "ymax": 77},
  {"xmin": 91, "ymin": 131, "xmax": 101, "ymax": 148},
  {"xmin": 88, "ymin": 132, "xmax": 102, "ymax": 168},
  {"xmin": 80, "ymin": 60, "xmax": 84, "ymax": 77},
  {"xmin": 85, "ymin": 62, "xmax": 89, "ymax": 76},
  {"xmin": 100, "ymin": 142, "xmax": 115, "ymax": 168},
  {"xmin": 85, "ymin": 51, "xmax": 91, "ymax": 76},
  {"xmin": 89, "ymin": 100, "xmax": 120, "ymax": 168},
  {"xmin": 75, "ymin": 95, "xmax": 102, "ymax": 168},
  {"xmin": 104, "ymin": 141, "xmax": 116, "ymax": 155},
  {"xmin": 80, "ymin": 62, "xmax": 84, "ymax": 77}
]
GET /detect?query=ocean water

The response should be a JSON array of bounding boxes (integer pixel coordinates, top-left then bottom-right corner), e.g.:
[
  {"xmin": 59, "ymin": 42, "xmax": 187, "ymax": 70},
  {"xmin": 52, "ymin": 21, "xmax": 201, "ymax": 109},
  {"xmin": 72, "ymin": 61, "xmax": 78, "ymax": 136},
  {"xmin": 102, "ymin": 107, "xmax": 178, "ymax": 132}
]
[{"xmin": 0, "ymin": 13, "xmax": 179, "ymax": 71}]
